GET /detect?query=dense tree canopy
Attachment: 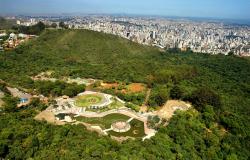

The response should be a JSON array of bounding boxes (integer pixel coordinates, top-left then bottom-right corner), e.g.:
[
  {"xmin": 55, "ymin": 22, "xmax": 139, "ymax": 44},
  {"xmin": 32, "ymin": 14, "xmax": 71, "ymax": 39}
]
[
  {"xmin": 12, "ymin": 21, "xmax": 46, "ymax": 35},
  {"xmin": 0, "ymin": 29, "xmax": 249, "ymax": 159},
  {"xmin": 34, "ymin": 80, "xmax": 86, "ymax": 97}
]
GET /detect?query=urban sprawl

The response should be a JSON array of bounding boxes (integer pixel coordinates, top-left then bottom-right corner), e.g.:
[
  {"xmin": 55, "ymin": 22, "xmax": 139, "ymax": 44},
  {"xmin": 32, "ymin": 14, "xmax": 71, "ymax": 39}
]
[{"xmin": 3, "ymin": 16, "xmax": 250, "ymax": 56}]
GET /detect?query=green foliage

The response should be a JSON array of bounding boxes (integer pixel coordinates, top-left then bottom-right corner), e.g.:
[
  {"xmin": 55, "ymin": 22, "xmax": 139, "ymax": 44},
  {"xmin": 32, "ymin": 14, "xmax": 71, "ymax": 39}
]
[
  {"xmin": 125, "ymin": 102, "xmax": 140, "ymax": 112},
  {"xmin": 13, "ymin": 21, "xmax": 45, "ymax": 35},
  {"xmin": 170, "ymin": 85, "xmax": 184, "ymax": 99},
  {"xmin": 148, "ymin": 115, "xmax": 161, "ymax": 129},
  {"xmin": 0, "ymin": 29, "xmax": 249, "ymax": 159},
  {"xmin": 100, "ymin": 88, "xmax": 145, "ymax": 106},
  {"xmin": 153, "ymin": 65, "xmax": 197, "ymax": 84},
  {"xmin": 2, "ymin": 95, "xmax": 18, "ymax": 112},
  {"xmin": 188, "ymin": 88, "xmax": 221, "ymax": 111},
  {"xmin": 148, "ymin": 85, "xmax": 169, "ymax": 107},
  {"xmin": 59, "ymin": 22, "xmax": 68, "ymax": 29},
  {"xmin": 50, "ymin": 23, "xmax": 57, "ymax": 28},
  {"xmin": 34, "ymin": 80, "xmax": 85, "ymax": 97},
  {"xmin": 27, "ymin": 98, "xmax": 47, "ymax": 111},
  {"xmin": 0, "ymin": 17, "xmax": 16, "ymax": 30}
]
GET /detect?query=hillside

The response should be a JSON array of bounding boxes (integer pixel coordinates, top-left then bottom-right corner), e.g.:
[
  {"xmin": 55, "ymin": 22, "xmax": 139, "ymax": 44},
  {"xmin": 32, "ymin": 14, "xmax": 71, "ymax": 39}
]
[
  {"xmin": 0, "ymin": 29, "xmax": 250, "ymax": 159},
  {"xmin": 0, "ymin": 29, "xmax": 160, "ymax": 84},
  {"xmin": 0, "ymin": 17, "xmax": 16, "ymax": 30}
]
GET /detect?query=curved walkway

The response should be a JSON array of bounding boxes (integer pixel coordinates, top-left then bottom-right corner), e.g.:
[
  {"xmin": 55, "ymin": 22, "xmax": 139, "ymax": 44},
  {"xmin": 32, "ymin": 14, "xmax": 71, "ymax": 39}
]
[{"xmin": 55, "ymin": 107, "xmax": 156, "ymax": 140}]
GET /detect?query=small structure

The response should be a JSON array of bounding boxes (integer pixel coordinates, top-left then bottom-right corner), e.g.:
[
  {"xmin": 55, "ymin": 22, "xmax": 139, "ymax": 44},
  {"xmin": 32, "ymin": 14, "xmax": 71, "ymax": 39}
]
[
  {"xmin": 20, "ymin": 98, "xmax": 28, "ymax": 103},
  {"xmin": 7, "ymin": 87, "xmax": 32, "ymax": 107},
  {"xmin": 111, "ymin": 121, "xmax": 131, "ymax": 133}
]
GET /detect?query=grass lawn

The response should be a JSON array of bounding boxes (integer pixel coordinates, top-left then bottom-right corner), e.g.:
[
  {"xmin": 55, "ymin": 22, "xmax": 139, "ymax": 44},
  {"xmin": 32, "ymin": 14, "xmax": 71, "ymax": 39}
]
[
  {"xmin": 75, "ymin": 113, "xmax": 130, "ymax": 128},
  {"xmin": 108, "ymin": 119, "xmax": 146, "ymax": 138},
  {"xmin": 75, "ymin": 113, "xmax": 145, "ymax": 138},
  {"xmin": 74, "ymin": 94, "xmax": 104, "ymax": 107},
  {"xmin": 86, "ymin": 97, "xmax": 124, "ymax": 112}
]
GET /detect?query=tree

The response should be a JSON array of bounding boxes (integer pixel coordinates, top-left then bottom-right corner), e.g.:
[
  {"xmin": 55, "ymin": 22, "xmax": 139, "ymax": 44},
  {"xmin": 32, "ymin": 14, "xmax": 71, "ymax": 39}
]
[
  {"xmin": 51, "ymin": 23, "xmax": 57, "ymax": 28},
  {"xmin": 149, "ymin": 91, "xmax": 168, "ymax": 107},
  {"xmin": 147, "ymin": 115, "xmax": 161, "ymax": 128},
  {"xmin": 189, "ymin": 88, "xmax": 221, "ymax": 111},
  {"xmin": 0, "ymin": 142, "xmax": 9, "ymax": 157},
  {"xmin": 35, "ymin": 21, "xmax": 46, "ymax": 33},
  {"xmin": 228, "ymin": 51, "xmax": 235, "ymax": 56},
  {"xmin": 170, "ymin": 85, "xmax": 183, "ymax": 99},
  {"xmin": 2, "ymin": 96, "xmax": 18, "ymax": 112},
  {"xmin": 16, "ymin": 21, "xmax": 45, "ymax": 35},
  {"xmin": 59, "ymin": 22, "xmax": 65, "ymax": 29}
]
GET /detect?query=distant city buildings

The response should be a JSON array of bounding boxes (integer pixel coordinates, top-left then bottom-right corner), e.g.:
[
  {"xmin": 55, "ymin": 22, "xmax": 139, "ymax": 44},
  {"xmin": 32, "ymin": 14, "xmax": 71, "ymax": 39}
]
[
  {"xmin": 16, "ymin": 18, "xmax": 37, "ymax": 26},
  {"xmin": 15, "ymin": 16, "xmax": 250, "ymax": 56}
]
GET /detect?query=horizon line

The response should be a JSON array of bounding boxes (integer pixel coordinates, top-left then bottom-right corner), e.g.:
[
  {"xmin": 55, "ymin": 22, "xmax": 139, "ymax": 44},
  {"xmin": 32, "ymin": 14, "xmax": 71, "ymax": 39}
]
[{"xmin": 1, "ymin": 12, "xmax": 250, "ymax": 23}]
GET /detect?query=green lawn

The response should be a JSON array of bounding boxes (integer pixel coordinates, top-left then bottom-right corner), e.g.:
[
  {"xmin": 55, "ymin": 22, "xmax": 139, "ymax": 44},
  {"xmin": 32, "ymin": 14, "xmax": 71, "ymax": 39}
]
[
  {"xmin": 75, "ymin": 113, "xmax": 130, "ymax": 128},
  {"xmin": 74, "ymin": 94, "xmax": 104, "ymax": 107},
  {"xmin": 108, "ymin": 119, "xmax": 145, "ymax": 138},
  {"xmin": 86, "ymin": 97, "xmax": 124, "ymax": 112},
  {"xmin": 75, "ymin": 113, "xmax": 145, "ymax": 138}
]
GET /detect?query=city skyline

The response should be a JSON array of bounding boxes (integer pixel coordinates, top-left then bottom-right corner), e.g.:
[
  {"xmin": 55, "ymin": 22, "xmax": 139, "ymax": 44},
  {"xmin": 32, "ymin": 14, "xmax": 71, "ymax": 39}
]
[{"xmin": 0, "ymin": 0, "xmax": 250, "ymax": 20}]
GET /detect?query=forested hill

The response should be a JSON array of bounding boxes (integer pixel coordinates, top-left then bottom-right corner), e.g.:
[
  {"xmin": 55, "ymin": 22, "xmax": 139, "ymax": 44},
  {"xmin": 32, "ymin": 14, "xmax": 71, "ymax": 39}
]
[
  {"xmin": 0, "ymin": 29, "xmax": 160, "ymax": 84},
  {"xmin": 0, "ymin": 29, "xmax": 250, "ymax": 159},
  {"xmin": 0, "ymin": 17, "xmax": 16, "ymax": 30}
]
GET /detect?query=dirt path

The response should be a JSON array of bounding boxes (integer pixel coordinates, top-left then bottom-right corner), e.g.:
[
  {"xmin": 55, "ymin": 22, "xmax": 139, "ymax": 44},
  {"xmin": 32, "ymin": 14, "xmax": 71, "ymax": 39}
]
[
  {"xmin": 140, "ymin": 89, "xmax": 151, "ymax": 112},
  {"xmin": 0, "ymin": 91, "xmax": 4, "ymax": 107}
]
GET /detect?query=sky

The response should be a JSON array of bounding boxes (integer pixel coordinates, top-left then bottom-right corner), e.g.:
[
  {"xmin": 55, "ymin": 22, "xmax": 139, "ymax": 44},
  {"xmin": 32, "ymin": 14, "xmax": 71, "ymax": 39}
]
[{"xmin": 0, "ymin": 0, "xmax": 250, "ymax": 20}]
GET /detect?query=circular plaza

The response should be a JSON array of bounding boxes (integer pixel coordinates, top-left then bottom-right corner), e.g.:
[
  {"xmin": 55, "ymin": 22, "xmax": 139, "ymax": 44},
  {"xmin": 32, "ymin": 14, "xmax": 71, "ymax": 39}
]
[
  {"xmin": 111, "ymin": 121, "xmax": 131, "ymax": 133},
  {"xmin": 74, "ymin": 91, "xmax": 112, "ymax": 109}
]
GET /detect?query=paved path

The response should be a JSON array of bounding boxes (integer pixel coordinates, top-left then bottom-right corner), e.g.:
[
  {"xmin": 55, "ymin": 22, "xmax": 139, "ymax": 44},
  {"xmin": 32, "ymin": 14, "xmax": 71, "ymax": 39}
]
[
  {"xmin": 127, "ymin": 117, "xmax": 134, "ymax": 123},
  {"xmin": 55, "ymin": 107, "xmax": 156, "ymax": 138}
]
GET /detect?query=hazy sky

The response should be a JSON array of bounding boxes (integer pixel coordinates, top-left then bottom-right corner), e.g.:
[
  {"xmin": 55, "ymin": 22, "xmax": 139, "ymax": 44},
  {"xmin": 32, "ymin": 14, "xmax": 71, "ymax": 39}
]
[{"xmin": 0, "ymin": 0, "xmax": 249, "ymax": 20}]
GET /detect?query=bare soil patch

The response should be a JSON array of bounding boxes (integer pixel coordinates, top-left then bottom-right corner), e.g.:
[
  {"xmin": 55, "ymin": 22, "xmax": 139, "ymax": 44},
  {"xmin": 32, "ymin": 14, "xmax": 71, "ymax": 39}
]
[
  {"xmin": 35, "ymin": 110, "xmax": 65, "ymax": 125},
  {"xmin": 0, "ymin": 99, "xmax": 4, "ymax": 107},
  {"xmin": 127, "ymin": 83, "xmax": 146, "ymax": 93},
  {"xmin": 156, "ymin": 100, "xmax": 191, "ymax": 120},
  {"xmin": 101, "ymin": 82, "xmax": 119, "ymax": 89},
  {"xmin": 0, "ymin": 91, "xmax": 4, "ymax": 107}
]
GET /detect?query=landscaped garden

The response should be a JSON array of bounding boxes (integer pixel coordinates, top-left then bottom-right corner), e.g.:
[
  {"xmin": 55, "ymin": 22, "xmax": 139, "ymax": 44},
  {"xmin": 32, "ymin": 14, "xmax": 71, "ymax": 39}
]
[
  {"xmin": 75, "ymin": 113, "xmax": 146, "ymax": 138},
  {"xmin": 75, "ymin": 113, "xmax": 130, "ymax": 128},
  {"xmin": 74, "ymin": 94, "xmax": 104, "ymax": 107},
  {"xmin": 108, "ymin": 119, "xmax": 145, "ymax": 138}
]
